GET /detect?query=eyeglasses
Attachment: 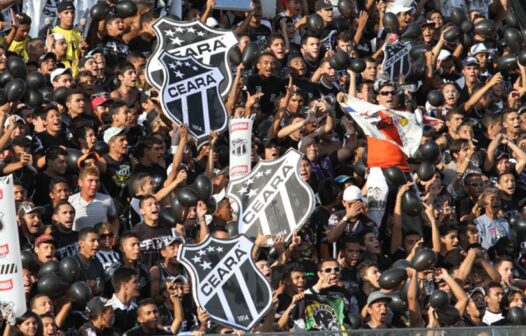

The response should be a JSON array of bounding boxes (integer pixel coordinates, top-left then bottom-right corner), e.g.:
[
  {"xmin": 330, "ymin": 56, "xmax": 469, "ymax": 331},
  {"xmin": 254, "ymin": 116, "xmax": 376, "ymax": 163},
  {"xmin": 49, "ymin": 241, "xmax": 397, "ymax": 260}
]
[
  {"xmin": 99, "ymin": 233, "xmax": 114, "ymax": 239},
  {"xmin": 379, "ymin": 91, "xmax": 396, "ymax": 96},
  {"xmin": 323, "ymin": 267, "xmax": 340, "ymax": 273}
]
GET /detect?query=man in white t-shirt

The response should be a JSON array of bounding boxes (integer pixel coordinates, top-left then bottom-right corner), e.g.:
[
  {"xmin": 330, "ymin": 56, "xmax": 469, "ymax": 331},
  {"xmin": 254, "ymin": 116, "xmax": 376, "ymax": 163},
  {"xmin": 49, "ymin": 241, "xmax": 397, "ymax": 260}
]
[{"xmin": 482, "ymin": 281, "xmax": 504, "ymax": 325}]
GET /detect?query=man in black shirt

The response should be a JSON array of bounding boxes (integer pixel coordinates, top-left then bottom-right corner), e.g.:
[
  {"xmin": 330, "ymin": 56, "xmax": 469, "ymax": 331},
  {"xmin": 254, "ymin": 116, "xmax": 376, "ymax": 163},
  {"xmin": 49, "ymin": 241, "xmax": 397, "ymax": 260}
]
[
  {"xmin": 103, "ymin": 14, "xmax": 130, "ymax": 68},
  {"xmin": 79, "ymin": 296, "xmax": 119, "ymax": 336},
  {"xmin": 74, "ymin": 227, "xmax": 106, "ymax": 296},
  {"xmin": 33, "ymin": 146, "xmax": 69, "ymax": 206},
  {"xmin": 361, "ymin": 291, "xmax": 392, "ymax": 329},
  {"xmin": 124, "ymin": 299, "xmax": 172, "ymax": 335},
  {"xmin": 314, "ymin": 0, "xmax": 338, "ymax": 51},
  {"xmin": 101, "ymin": 127, "xmax": 133, "ymax": 198},
  {"xmin": 133, "ymin": 137, "xmax": 167, "ymax": 192},
  {"xmin": 241, "ymin": 0, "xmax": 271, "ymax": 46},
  {"xmin": 51, "ymin": 200, "xmax": 78, "ymax": 259},
  {"xmin": 300, "ymin": 35, "xmax": 322, "ymax": 78},
  {"xmin": 106, "ymin": 267, "xmax": 140, "ymax": 333},
  {"xmin": 128, "ymin": 10, "xmax": 158, "ymax": 54}
]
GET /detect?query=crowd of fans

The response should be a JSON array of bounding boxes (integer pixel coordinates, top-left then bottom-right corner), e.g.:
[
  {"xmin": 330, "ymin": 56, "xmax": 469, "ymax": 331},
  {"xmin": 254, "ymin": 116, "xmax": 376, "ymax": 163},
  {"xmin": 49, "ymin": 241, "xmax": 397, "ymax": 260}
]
[{"xmin": 0, "ymin": 0, "xmax": 525, "ymax": 334}]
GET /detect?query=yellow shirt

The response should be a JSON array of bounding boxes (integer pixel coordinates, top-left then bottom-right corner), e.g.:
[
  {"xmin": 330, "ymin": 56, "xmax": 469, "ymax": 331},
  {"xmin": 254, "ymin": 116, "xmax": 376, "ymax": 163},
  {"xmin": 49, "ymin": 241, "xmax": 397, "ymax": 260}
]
[
  {"xmin": 59, "ymin": 58, "xmax": 78, "ymax": 77},
  {"xmin": 8, "ymin": 38, "xmax": 29, "ymax": 61},
  {"xmin": 52, "ymin": 26, "xmax": 82, "ymax": 62}
]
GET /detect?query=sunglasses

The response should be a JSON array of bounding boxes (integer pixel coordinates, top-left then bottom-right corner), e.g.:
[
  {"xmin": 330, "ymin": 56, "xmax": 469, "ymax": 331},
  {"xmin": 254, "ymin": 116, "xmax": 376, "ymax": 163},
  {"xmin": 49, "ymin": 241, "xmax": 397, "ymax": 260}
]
[
  {"xmin": 323, "ymin": 267, "xmax": 340, "ymax": 273},
  {"xmin": 379, "ymin": 91, "xmax": 396, "ymax": 96},
  {"xmin": 100, "ymin": 233, "xmax": 114, "ymax": 239}
]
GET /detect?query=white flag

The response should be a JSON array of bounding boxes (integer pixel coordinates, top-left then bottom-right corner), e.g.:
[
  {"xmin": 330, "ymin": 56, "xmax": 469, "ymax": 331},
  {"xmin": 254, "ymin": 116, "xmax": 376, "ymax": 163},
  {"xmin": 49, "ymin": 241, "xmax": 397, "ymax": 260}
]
[{"xmin": 229, "ymin": 116, "xmax": 254, "ymax": 179}]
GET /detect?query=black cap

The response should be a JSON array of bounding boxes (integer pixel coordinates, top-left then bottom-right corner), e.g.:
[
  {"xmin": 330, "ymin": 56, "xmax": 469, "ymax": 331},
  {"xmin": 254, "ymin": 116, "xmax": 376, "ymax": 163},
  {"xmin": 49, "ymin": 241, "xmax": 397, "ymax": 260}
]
[
  {"xmin": 57, "ymin": 1, "xmax": 75, "ymax": 13},
  {"xmin": 38, "ymin": 52, "xmax": 57, "ymax": 66},
  {"xmin": 314, "ymin": 0, "xmax": 333, "ymax": 11},
  {"xmin": 85, "ymin": 296, "xmax": 109, "ymax": 319}
]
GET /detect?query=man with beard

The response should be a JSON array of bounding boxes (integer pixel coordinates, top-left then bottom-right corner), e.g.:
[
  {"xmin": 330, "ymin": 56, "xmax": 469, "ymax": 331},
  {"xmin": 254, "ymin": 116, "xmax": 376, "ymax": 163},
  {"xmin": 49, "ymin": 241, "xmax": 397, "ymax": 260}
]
[
  {"xmin": 51, "ymin": 200, "xmax": 78, "ymax": 259},
  {"xmin": 132, "ymin": 196, "xmax": 174, "ymax": 269}
]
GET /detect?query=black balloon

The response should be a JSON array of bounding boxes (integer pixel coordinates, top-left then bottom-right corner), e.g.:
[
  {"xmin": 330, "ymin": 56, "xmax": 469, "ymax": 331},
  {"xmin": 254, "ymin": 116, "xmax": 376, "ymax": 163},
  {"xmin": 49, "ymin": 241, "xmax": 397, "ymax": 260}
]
[
  {"xmin": 177, "ymin": 187, "xmax": 199, "ymax": 207},
  {"xmin": 504, "ymin": 28, "xmax": 523, "ymax": 54},
  {"xmin": 427, "ymin": 90, "xmax": 445, "ymax": 107},
  {"xmin": 0, "ymin": 89, "xmax": 5, "ymax": 106},
  {"xmin": 21, "ymin": 250, "xmax": 37, "ymax": 270},
  {"xmin": 429, "ymin": 290, "xmax": 449, "ymax": 310},
  {"xmin": 385, "ymin": 166, "xmax": 406, "ymax": 187},
  {"xmin": 329, "ymin": 51, "xmax": 350, "ymax": 70},
  {"xmin": 519, "ymin": 50, "xmax": 526, "ymax": 66},
  {"xmin": 436, "ymin": 305, "xmax": 461, "ymax": 326},
  {"xmin": 379, "ymin": 269, "xmax": 406, "ymax": 290},
  {"xmin": 225, "ymin": 221, "xmax": 238, "ymax": 237},
  {"xmin": 338, "ymin": 0, "xmax": 353, "ymax": 18},
  {"xmin": 194, "ymin": 175, "xmax": 213, "ymax": 201},
  {"xmin": 206, "ymin": 197, "xmax": 217, "ymax": 215},
  {"xmin": 5, "ymin": 78, "xmax": 26, "ymax": 102},
  {"xmin": 0, "ymin": 71, "xmax": 13, "ymax": 87},
  {"xmin": 388, "ymin": 292, "xmax": 407, "ymax": 314},
  {"xmin": 509, "ymin": 215, "xmax": 520, "ymax": 228},
  {"xmin": 417, "ymin": 162, "xmax": 435, "ymax": 182},
  {"xmin": 307, "ymin": 14, "xmax": 324, "ymax": 36},
  {"xmin": 25, "ymin": 89, "xmax": 44, "ymax": 108},
  {"xmin": 348, "ymin": 313, "xmax": 361, "ymax": 329},
  {"xmin": 26, "ymin": 71, "xmax": 46, "ymax": 90},
  {"xmin": 507, "ymin": 11, "xmax": 519, "ymax": 28},
  {"xmin": 506, "ymin": 307, "xmax": 526, "ymax": 325},
  {"xmin": 115, "ymin": 0, "xmax": 138, "ymax": 17},
  {"xmin": 7, "ymin": 56, "xmax": 27, "ymax": 78},
  {"xmin": 401, "ymin": 23, "xmax": 422, "ymax": 40},
  {"xmin": 444, "ymin": 26, "xmax": 462, "ymax": 42},
  {"xmin": 411, "ymin": 248, "xmax": 437, "ymax": 271},
  {"xmin": 53, "ymin": 86, "xmax": 70, "ymax": 105},
  {"xmin": 66, "ymin": 148, "xmax": 83, "ymax": 173},
  {"xmin": 461, "ymin": 33, "xmax": 474, "ymax": 49},
  {"xmin": 91, "ymin": 2, "xmax": 110, "ymax": 20},
  {"xmin": 159, "ymin": 207, "xmax": 176, "ymax": 227},
  {"xmin": 400, "ymin": 277, "xmax": 420, "ymax": 301},
  {"xmin": 38, "ymin": 273, "xmax": 69, "ymax": 298},
  {"xmin": 242, "ymin": 42, "xmax": 259, "ymax": 67},
  {"xmin": 383, "ymin": 12, "xmax": 399, "ymax": 34},
  {"xmin": 450, "ymin": 8, "xmax": 466, "ymax": 26},
  {"xmin": 516, "ymin": 217, "xmax": 526, "ymax": 233},
  {"xmin": 91, "ymin": 141, "xmax": 109, "ymax": 155},
  {"xmin": 332, "ymin": 18, "xmax": 349, "ymax": 32},
  {"xmin": 409, "ymin": 44, "xmax": 427, "ymax": 61},
  {"xmin": 392, "ymin": 259, "xmax": 411, "ymax": 270},
  {"xmin": 461, "ymin": 21, "xmax": 474, "ymax": 33},
  {"xmin": 349, "ymin": 58, "xmax": 366, "ymax": 73},
  {"xmin": 402, "ymin": 190, "xmax": 421, "ymax": 216},
  {"xmin": 59, "ymin": 256, "xmax": 80, "ymax": 284},
  {"xmin": 171, "ymin": 197, "xmax": 189, "ymax": 223},
  {"xmin": 70, "ymin": 281, "xmax": 92, "ymax": 305},
  {"xmin": 354, "ymin": 159, "xmax": 366, "ymax": 178},
  {"xmin": 474, "ymin": 19, "xmax": 496, "ymax": 37},
  {"xmin": 498, "ymin": 54, "xmax": 518, "ymax": 73},
  {"xmin": 228, "ymin": 47, "xmax": 242, "ymax": 67},
  {"xmin": 419, "ymin": 141, "xmax": 441, "ymax": 163},
  {"xmin": 38, "ymin": 260, "xmax": 60, "ymax": 277}
]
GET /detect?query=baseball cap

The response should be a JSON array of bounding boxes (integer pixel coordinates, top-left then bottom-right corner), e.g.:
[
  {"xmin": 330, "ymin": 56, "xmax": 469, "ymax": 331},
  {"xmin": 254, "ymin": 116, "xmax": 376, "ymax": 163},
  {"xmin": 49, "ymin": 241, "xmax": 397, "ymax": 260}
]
[
  {"xmin": 343, "ymin": 185, "xmax": 364, "ymax": 202},
  {"xmin": 85, "ymin": 297, "xmax": 109, "ymax": 319},
  {"xmin": 437, "ymin": 49, "xmax": 452, "ymax": 61},
  {"xmin": 314, "ymin": 0, "xmax": 333, "ymax": 11},
  {"xmin": 103, "ymin": 127, "xmax": 127, "ymax": 144},
  {"xmin": 518, "ymin": 106, "xmax": 526, "ymax": 115},
  {"xmin": 51, "ymin": 33, "xmax": 65, "ymax": 41},
  {"xmin": 496, "ymin": 152, "xmax": 509, "ymax": 161},
  {"xmin": 78, "ymin": 55, "xmax": 94, "ymax": 69},
  {"xmin": 4, "ymin": 114, "xmax": 25, "ymax": 128},
  {"xmin": 35, "ymin": 234, "xmax": 56, "ymax": 247},
  {"xmin": 463, "ymin": 56, "xmax": 480, "ymax": 67},
  {"xmin": 421, "ymin": 19, "xmax": 435, "ymax": 27},
  {"xmin": 38, "ymin": 52, "xmax": 57, "ymax": 66},
  {"xmin": 469, "ymin": 287, "xmax": 486, "ymax": 297},
  {"xmin": 91, "ymin": 96, "xmax": 112, "ymax": 110},
  {"xmin": 18, "ymin": 201, "xmax": 45, "ymax": 217},
  {"xmin": 367, "ymin": 291, "xmax": 392, "ymax": 306},
  {"xmin": 57, "ymin": 1, "xmax": 75, "ymax": 13},
  {"xmin": 161, "ymin": 233, "xmax": 185, "ymax": 249},
  {"xmin": 86, "ymin": 47, "xmax": 105, "ymax": 57},
  {"xmin": 386, "ymin": 2, "xmax": 414, "ymax": 14},
  {"xmin": 335, "ymin": 175, "xmax": 352, "ymax": 184},
  {"xmin": 50, "ymin": 68, "xmax": 72, "ymax": 82},
  {"xmin": 469, "ymin": 43, "xmax": 489, "ymax": 56}
]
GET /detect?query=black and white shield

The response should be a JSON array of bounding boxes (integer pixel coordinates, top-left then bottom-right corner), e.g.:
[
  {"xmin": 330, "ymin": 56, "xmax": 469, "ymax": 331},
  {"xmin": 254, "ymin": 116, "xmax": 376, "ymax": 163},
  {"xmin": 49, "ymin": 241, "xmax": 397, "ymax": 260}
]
[
  {"xmin": 147, "ymin": 17, "xmax": 238, "ymax": 97},
  {"xmin": 226, "ymin": 149, "xmax": 315, "ymax": 245},
  {"xmin": 158, "ymin": 51, "xmax": 228, "ymax": 140},
  {"xmin": 381, "ymin": 40, "xmax": 412, "ymax": 81},
  {"xmin": 178, "ymin": 235, "xmax": 272, "ymax": 331}
]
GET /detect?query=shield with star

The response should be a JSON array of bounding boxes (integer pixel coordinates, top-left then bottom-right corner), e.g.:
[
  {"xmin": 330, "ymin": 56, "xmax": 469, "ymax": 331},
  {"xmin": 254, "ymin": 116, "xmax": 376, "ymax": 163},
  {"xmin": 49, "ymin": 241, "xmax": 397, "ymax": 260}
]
[
  {"xmin": 146, "ymin": 17, "xmax": 238, "ymax": 97},
  {"xmin": 381, "ymin": 40, "xmax": 412, "ymax": 81},
  {"xmin": 226, "ymin": 149, "xmax": 315, "ymax": 246},
  {"xmin": 158, "ymin": 51, "xmax": 228, "ymax": 141},
  {"xmin": 178, "ymin": 235, "xmax": 272, "ymax": 331}
]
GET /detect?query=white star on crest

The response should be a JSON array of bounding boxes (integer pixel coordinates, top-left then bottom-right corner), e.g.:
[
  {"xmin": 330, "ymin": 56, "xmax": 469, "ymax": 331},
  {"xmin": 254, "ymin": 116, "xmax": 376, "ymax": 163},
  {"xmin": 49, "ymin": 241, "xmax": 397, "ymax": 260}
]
[
  {"xmin": 176, "ymin": 60, "xmax": 183, "ymax": 66},
  {"xmin": 247, "ymin": 189, "xmax": 258, "ymax": 198},
  {"xmin": 187, "ymin": 27, "xmax": 196, "ymax": 34},
  {"xmin": 165, "ymin": 29, "xmax": 175, "ymax": 37},
  {"xmin": 198, "ymin": 250, "xmax": 206, "ymax": 256},
  {"xmin": 216, "ymin": 247, "xmax": 223, "ymax": 252},
  {"xmin": 192, "ymin": 255, "xmax": 202, "ymax": 263},
  {"xmin": 197, "ymin": 31, "xmax": 205, "ymax": 37},
  {"xmin": 175, "ymin": 26, "xmax": 184, "ymax": 33},
  {"xmin": 264, "ymin": 169, "xmax": 272, "ymax": 175},
  {"xmin": 171, "ymin": 37, "xmax": 183, "ymax": 45},
  {"xmin": 207, "ymin": 246, "xmax": 216, "ymax": 253},
  {"xmin": 200, "ymin": 261, "xmax": 212, "ymax": 270},
  {"xmin": 184, "ymin": 61, "xmax": 191, "ymax": 66},
  {"xmin": 169, "ymin": 63, "xmax": 177, "ymax": 70},
  {"xmin": 244, "ymin": 178, "xmax": 255, "ymax": 186},
  {"xmin": 192, "ymin": 66, "xmax": 198, "ymax": 71},
  {"xmin": 239, "ymin": 186, "xmax": 248, "ymax": 194},
  {"xmin": 175, "ymin": 70, "xmax": 184, "ymax": 79},
  {"xmin": 255, "ymin": 172, "xmax": 264, "ymax": 179}
]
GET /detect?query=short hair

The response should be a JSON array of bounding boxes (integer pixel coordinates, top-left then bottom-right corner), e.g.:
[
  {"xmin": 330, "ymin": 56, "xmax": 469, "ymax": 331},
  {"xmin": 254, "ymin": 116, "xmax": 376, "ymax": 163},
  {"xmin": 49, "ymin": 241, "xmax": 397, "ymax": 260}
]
[
  {"xmin": 342, "ymin": 236, "xmax": 360, "ymax": 248},
  {"xmin": 108, "ymin": 101, "xmax": 128, "ymax": 120},
  {"xmin": 18, "ymin": 13, "xmax": 31, "ymax": 25},
  {"xmin": 30, "ymin": 293, "xmax": 50, "ymax": 310},
  {"xmin": 498, "ymin": 171, "xmax": 515, "ymax": 183},
  {"xmin": 484, "ymin": 280, "xmax": 503, "ymax": 295},
  {"xmin": 12, "ymin": 136, "xmax": 32, "ymax": 150},
  {"xmin": 482, "ymin": 113, "xmax": 502, "ymax": 129},
  {"xmin": 137, "ymin": 298, "xmax": 156, "ymax": 314},
  {"xmin": 66, "ymin": 89, "xmax": 85, "ymax": 104},
  {"xmin": 39, "ymin": 104, "xmax": 60, "ymax": 120},
  {"xmin": 317, "ymin": 178, "xmax": 337, "ymax": 206},
  {"xmin": 128, "ymin": 172, "xmax": 149, "ymax": 196},
  {"xmin": 49, "ymin": 177, "xmax": 69, "ymax": 192},
  {"xmin": 119, "ymin": 230, "xmax": 139, "ymax": 246},
  {"xmin": 105, "ymin": 13, "xmax": 124, "ymax": 26},
  {"xmin": 301, "ymin": 34, "xmax": 319, "ymax": 46},
  {"xmin": 356, "ymin": 260, "xmax": 378, "ymax": 281},
  {"xmin": 126, "ymin": 51, "xmax": 146, "ymax": 64},
  {"xmin": 27, "ymin": 38, "xmax": 44, "ymax": 54},
  {"xmin": 445, "ymin": 108, "xmax": 464, "ymax": 121},
  {"xmin": 318, "ymin": 258, "xmax": 338, "ymax": 271},
  {"xmin": 115, "ymin": 61, "xmax": 135, "ymax": 77},
  {"xmin": 450, "ymin": 138, "xmax": 469, "ymax": 154},
  {"xmin": 257, "ymin": 51, "xmax": 275, "ymax": 64},
  {"xmin": 439, "ymin": 222, "xmax": 459, "ymax": 236},
  {"xmin": 267, "ymin": 33, "xmax": 285, "ymax": 46},
  {"xmin": 135, "ymin": 136, "xmax": 163, "ymax": 159},
  {"xmin": 79, "ymin": 167, "xmax": 100, "ymax": 180},
  {"xmin": 357, "ymin": 228, "xmax": 376, "ymax": 246},
  {"xmin": 45, "ymin": 146, "xmax": 68, "ymax": 165},
  {"xmin": 464, "ymin": 173, "xmax": 482, "ymax": 185},
  {"xmin": 336, "ymin": 30, "xmax": 352, "ymax": 44},
  {"xmin": 111, "ymin": 267, "xmax": 137, "ymax": 292},
  {"xmin": 502, "ymin": 108, "xmax": 518, "ymax": 121},
  {"xmin": 78, "ymin": 227, "xmax": 98, "ymax": 241},
  {"xmin": 139, "ymin": 10, "xmax": 159, "ymax": 28},
  {"xmin": 138, "ymin": 194, "xmax": 156, "ymax": 208},
  {"xmin": 53, "ymin": 200, "xmax": 74, "ymax": 215},
  {"xmin": 495, "ymin": 256, "xmax": 514, "ymax": 269},
  {"xmin": 282, "ymin": 262, "xmax": 304, "ymax": 280}
]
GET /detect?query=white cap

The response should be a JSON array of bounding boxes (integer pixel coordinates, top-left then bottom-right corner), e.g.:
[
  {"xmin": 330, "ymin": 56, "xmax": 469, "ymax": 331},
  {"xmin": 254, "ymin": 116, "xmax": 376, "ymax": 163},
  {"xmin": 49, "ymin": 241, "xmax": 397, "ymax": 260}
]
[
  {"xmin": 103, "ymin": 127, "xmax": 127, "ymax": 144},
  {"xmin": 205, "ymin": 17, "xmax": 219, "ymax": 28},
  {"xmin": 50, "ymin": 67, "xmax": 72, "ymax": 82},
  {"xmin": 386, "ymin": 0, "xmax": 414, "ymax": 14},
  {"xmin": 469, "ymin": 43, "xmax": 489, "ymax": 56},
  {"xmin": 437, "ymin": 49, "xmax": 452, "ymax": 61},
  {"xmin": 4, "ymin": 114, "xmax": 25, "ymax": 128},
  {"xmin": 343, "ymin": 185, "xmax": 364, "ymax": 202},
  {"xmin": 52, "ymin": 33, "xmax": 65, "ymax": 41}
]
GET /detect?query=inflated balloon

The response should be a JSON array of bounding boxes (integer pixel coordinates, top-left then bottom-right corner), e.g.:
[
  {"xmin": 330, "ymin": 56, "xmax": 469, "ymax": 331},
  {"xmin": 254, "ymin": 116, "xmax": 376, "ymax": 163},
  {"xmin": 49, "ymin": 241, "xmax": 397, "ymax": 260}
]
[
  {"xmin": 409, "ymin": 63, "xmax": 427, "ymax": 81},
  {"xmin": 0, "ymin": 71, "xmax": 13, "ymax": 87},
  {"xmin": 242, "ymin": 42, "xmax": 259, "ymax": 67},
  {"xmin": 388, "ymin": 292, "xmax": 407, "ymax": 314},
  {"xmin": 115, "ymin": 0, "xmax": 138, "ymax": 17},
  {"xmin": 379, "ymin": 269, "xmax": 406, "ymax": 290},
  {"xmin": 70, "ymin": 281, "xmax": 92, "ymax": 305},
  {"xmin": 401, "ymin": 23, "xmax": 422, "ymax": 40},
  {"xmin": 461, "ymin": 33, "xmax": 474, "ymax": 49},
  {"xmin": 177, "ymin": 187, "xmax": 199, "ymax": 207},
  {"xmin": 444, "ymin": 26, "xmax": 462, "ymax": 42},
  {"xmin": 329, "ymin": 51, "xmax": 350, "ymax": 70},
  {"xmin": 409, "ymin": 44, "xmax": 427, "ymax": 61},
  {"xmin": 461, "ymin": 21, "xmax": 474, "ymax": 33},
  {"xmin": 21, "ymin": 250, "xmax": 37, "ymax": 270},
  {"xmin": 436, "ymin": 305, "xmax": 461, "ymax": 326},
  {"xmin": 417, "ymin": 162, "xmax": 435, "ymax": 181},
  {"xmin": 37, "ymin": 273, "xmax": 69, "ymax": 298},
  {"xmin": 507, "ymin": 306, "xmax": 526, "ymax": 325},
  {"xmin": 206, "ymin": 197, "xmax": 217, "ymax": 215},
  {"xmin": 400, "ymin": 277, "xmax": 420, "ymax": 301},
  {"xmin": 159, "ymin": 207, "xmax": 178, "ymax": 227},
  {"xmin": 7, "ymin": 56, "xmax": 27, "ymax": 78},
  {"xmin": 411, "ymin": 248, "xmax": 437, "ymax": 272},
  {"xmin": 171, "ymin": 197, "xmax": 189, "ymax": 223},
  {"xmin": 516, "ymin": 217, "xmax": 526, "ymax": 234},
  {"xmin": 26, "ymin": 71, "xmax": 46, "ymax": 90},
  {"xmin": 108, "ymin": 76, "xmax": 120, "ymax": 92},
  {"xmin": 0, "ymin": 89, "xmax": 6, "ymax": 106},
  {"xmin": 228, "ymin": 47, "xmax": 242, "ymax": 67},
  {"xmin": 383, "ymin": 12, "xmax": 399, "ymax": 34},
  {"xmin": 474, "ymin": 19, "xmax": 496, "ymax": 37},
  {"xmin": 348, "ymin": 313, "xmax": 361, "ymax": 329},
  {"xmin": 384, "ymin": 166, "xmax": 406, "ymax": 187},
  {"xmin": 38, "ymin": 260, "xmax": 60, "ymax": 277},
  {"xmin": 509, "ymin": 215, "xmax": 519, "ymax": 228},
  {"xmin": 402, "ymin": 190, "xmax": 421, "ymax": 216},
  {"xmin": 338, "ymin": 0, "xmax": 353, "ymax": 18},
  {"xmin": 504, "ymin": 28, "xmax": 523, "ymax": 54},
  {"xmin": 519, "ymin": 50, "xmax": 526, "ymax": 66},
  {"xmin": 392, "ymin": 259, "xmax": 411, "ymax": 270},
  {"xmin": 450, "ymin": 8, "xmax": 466, "ymax": 26},
  {"xmin": 349, "ymin": 58, "xmax": 366, "ymax": 73},
  {"xmin": 91, "ymin": 141, "xmax": 109, "ymax": 155},
  {"xmin": 354, "ymin": 160, "xmax": 366, "ymax": 178},
  {"xmin": 307, "ymin": 14, "xmax": 324, "ymax": 36},
  {"xmin": 427, "ymin": 90, "xmax": 445, "ymax": 107},
  {"xmin": 66, "ymin": 148, "xmax": 83, "ymax": 173},
  {"xmin": 59, "ymin": 256, "xmax": 80, "ymax": 284},
  {"xmin": 333, "ymin": 18, "xmax": 349, "ymax": 32},
  {"xmin": 225, "ymin": 221, "xmax": 238, "ymax": 237},
  {"xmin": 419, "ymin": 141, "xmax": 441, "ymax": 163},
  {"xmin": 194, "ymin": 175, "xmax": 213, "ymax": 201},
  {"xmin": 53, "ymin": 86, "xmax": 70, "ymax": 105},
  {"xmin": 506, "ymin": 11, "xmax": 519, "ymax": 28},
  {"xmin": 25, "ymin": 89, "xmax": 44, "ymax": 108},
  {"xmin": 429, "ymin": 290, "xmax": 449, "ymax": 310},
  {"xmin": 90, "ymin": 2, "xmax": 110, "ymax": 20},
  {"xmin": 498, "ymin": 54, "xmax": 518, "ymax": 73},
  {"xmin": 5, "ymin": 78, "xmax": 26, "ymax": 102}
]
